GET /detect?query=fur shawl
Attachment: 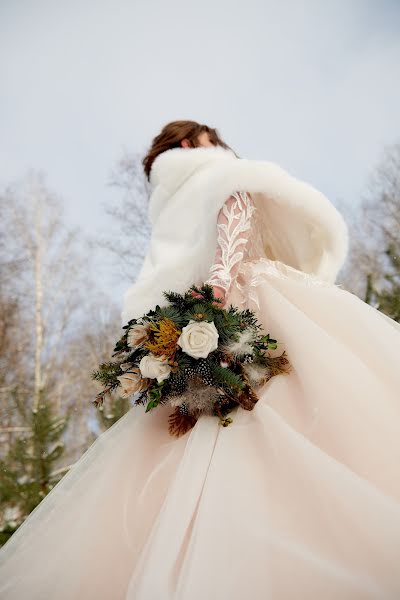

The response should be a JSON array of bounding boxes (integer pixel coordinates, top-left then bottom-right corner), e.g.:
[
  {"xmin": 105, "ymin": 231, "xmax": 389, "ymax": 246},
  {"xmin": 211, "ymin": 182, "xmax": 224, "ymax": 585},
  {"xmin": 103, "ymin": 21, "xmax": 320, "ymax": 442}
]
[{"xmin": 121, "ymin": 145, "xmax": 349, "ymax": 324}]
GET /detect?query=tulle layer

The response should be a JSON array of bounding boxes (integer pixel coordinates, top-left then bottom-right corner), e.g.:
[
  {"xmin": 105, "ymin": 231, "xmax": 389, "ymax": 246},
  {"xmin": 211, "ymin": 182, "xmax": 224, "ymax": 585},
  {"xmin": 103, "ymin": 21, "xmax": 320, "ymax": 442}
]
[{"xmin": 1, "ymin": 258, "xmax": 400, "ymax": 599}]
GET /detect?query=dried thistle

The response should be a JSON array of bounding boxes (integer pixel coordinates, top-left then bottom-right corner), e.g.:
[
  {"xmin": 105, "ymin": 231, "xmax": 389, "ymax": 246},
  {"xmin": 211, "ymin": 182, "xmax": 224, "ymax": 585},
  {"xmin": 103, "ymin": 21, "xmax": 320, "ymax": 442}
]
[
  {"xmin": 143, "ymin": 318, "xmax": 182, "ymax": 360},
  {"xmin": 127, "ymin": 322, "xmax": 151, "ymax": 349}
]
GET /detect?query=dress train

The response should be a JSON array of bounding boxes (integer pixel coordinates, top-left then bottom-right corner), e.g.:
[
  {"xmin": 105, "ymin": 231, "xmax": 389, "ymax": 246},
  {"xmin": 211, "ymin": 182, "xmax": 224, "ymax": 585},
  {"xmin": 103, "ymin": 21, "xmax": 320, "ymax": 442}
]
[{"xmin": 1, "ymin": 257, "xmax": 400, "ymax": 599}]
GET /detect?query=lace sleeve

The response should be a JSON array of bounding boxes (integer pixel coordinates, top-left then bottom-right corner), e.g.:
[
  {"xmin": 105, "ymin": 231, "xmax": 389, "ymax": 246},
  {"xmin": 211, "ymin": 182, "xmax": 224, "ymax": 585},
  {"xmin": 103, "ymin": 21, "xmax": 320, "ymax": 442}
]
[{"xmin": 204, "ymin": 191, "xmax": 255, "ymax": 297}]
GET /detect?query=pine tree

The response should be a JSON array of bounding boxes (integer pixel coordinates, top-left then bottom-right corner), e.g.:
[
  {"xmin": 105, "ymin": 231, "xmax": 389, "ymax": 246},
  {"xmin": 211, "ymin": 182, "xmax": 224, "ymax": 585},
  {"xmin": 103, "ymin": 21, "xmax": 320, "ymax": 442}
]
[
  {"xmin": 95, "ymin": 395, "xmax": 132, "ymax": 429},
  {"xmin": 365, "ymin": 245, "xmax": 400, "ymax": 322},
  {"xmin": 0, "ymin": 391, "xmax": 70, "ymax": 547}
]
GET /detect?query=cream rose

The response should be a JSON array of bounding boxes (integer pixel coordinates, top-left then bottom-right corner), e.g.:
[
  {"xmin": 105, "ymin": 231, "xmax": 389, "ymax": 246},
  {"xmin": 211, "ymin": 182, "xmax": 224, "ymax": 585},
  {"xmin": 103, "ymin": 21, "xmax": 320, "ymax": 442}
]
[
  {"xmin": 177, "ymin": 319, "xmax": 219, "ymax": 359},
  {"xmin": 117, "ymin": 368, "xmax": 149, "ymax": 398},
  {"xmin": 139, "ymin": 354, "xmax": 171, "ymax": 383}
]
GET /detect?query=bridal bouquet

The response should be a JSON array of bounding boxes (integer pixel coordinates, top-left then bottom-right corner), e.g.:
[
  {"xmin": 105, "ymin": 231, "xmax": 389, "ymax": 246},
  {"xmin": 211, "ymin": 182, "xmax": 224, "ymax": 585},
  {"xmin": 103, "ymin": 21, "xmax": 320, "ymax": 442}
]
[{"xmin": 91, "ymin": 284, "xmax": 291, "ymax": 438}]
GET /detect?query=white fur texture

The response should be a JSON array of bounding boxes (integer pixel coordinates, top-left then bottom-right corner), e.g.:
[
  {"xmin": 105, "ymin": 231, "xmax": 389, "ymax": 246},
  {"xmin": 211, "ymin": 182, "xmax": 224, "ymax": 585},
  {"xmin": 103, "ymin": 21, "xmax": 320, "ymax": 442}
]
[{"xmin": 121, "ymin": 147, "xmax": 349, "ymax": 324}]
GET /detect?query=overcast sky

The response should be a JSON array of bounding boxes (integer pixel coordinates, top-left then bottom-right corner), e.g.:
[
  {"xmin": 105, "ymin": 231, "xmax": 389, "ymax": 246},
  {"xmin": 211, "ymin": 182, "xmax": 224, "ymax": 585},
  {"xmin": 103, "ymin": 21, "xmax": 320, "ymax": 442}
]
[{"xmin": 1, "ymin": 0, "xmax": 400, "ymax": 302}]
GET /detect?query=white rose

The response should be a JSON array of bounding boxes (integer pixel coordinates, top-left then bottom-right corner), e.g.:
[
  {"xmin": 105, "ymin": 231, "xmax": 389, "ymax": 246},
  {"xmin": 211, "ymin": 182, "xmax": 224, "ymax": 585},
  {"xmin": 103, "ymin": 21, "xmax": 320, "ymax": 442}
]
[
  {"xmin": 177, "ymin": 319, "xmax": 219, "ymax": 359},
  {"xmin": 139, "ymin": 354, "xmax": 171, "ymax": 383}
]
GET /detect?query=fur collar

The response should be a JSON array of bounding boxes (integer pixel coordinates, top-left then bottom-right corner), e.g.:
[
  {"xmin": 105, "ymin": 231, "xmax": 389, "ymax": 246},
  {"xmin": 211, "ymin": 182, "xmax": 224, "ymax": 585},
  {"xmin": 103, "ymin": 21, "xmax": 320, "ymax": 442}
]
[{"xmin": 149, "ymin": 146, "xmax": 237, "ymax": 191}]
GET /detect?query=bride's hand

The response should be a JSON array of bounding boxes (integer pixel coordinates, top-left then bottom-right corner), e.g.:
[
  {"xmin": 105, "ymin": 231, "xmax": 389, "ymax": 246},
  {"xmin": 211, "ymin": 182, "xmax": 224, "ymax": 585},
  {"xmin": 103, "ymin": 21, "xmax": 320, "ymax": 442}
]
[
  {"xmin": 211, "ymin": 285, "xmax": 226, "ymax": 307},
  {"xmin": 190, "ymin": 285, "xmax": 226, "ymax": 308}
]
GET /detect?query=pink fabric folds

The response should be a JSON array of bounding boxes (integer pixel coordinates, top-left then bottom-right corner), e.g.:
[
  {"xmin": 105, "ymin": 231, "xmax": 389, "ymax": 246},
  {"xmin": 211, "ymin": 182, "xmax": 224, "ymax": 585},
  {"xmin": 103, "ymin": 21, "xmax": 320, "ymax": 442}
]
[{"xmin": 1, "ymin": 258, "xmax": 400, "ymax": 599}]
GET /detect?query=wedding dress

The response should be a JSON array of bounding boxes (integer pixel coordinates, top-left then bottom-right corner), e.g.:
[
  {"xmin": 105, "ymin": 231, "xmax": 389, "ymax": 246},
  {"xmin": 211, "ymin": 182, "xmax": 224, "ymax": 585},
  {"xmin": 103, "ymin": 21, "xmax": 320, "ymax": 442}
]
[{"xmin": 1, "ymin": 184, "xmax": 400, "ymax": 600}]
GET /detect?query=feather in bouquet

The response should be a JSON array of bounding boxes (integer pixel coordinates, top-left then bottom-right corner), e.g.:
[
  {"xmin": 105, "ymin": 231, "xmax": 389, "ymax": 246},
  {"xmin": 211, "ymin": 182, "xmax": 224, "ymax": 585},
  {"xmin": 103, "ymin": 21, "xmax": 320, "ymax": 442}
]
[{"xmin": 91, "ymin": 283, "xmax": 292, "ymax": 438}]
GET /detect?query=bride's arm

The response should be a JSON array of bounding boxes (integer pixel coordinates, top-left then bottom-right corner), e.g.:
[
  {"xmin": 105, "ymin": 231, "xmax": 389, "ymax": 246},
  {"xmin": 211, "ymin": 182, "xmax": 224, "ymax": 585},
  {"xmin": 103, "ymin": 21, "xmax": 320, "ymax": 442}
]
[{"xmin": 202, "ymin": 191, "xmax": 255, "ymax": 306}]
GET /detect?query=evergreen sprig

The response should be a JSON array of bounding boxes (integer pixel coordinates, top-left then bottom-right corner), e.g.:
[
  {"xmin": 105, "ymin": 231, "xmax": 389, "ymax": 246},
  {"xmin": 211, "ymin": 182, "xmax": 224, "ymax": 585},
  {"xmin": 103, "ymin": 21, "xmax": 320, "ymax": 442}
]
[
  {"xmin": 91, "ymin": 362, "xmax": 122, "ymax": 388},
  {"xmin": 212, "ymin": 364, "xmax": 245, "ymax": 390},
  {"xmin": 153, "ymin": 305, "xmax": 186, "ymax": 327}
]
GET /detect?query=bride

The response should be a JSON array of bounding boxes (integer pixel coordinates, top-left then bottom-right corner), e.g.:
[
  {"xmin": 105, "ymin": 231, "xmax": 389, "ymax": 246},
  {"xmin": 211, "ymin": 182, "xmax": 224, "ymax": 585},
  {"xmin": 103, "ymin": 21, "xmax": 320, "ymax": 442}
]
[{"xmin": 1, "ymin": 120, "xmax": 400, "ymax": 599}]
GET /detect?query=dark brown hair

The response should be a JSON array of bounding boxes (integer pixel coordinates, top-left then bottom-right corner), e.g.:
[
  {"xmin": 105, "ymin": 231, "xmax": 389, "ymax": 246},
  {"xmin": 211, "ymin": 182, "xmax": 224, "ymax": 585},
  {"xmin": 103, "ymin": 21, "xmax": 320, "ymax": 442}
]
[{"xmin": 142, "ymin": 120, "xmax": 236, "ymax": 180}]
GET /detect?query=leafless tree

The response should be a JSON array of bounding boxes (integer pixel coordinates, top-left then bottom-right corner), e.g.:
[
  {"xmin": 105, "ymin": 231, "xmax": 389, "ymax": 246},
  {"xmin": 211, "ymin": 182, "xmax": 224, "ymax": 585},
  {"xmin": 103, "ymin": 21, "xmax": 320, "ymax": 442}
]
[
  {"xmin": 0, "ymin": 170, "xmax": 108, "ymax": 459},
  {"xmin": 338, "ymin": 142, "xmax": 400, "ymax": 302},
  {"xmin": 95, "ymin": 149, "xmax": 151, "ymax": 283},
  {"xmin": 1, "ymin": 170, "xmax": 86, "ymax": 410}
]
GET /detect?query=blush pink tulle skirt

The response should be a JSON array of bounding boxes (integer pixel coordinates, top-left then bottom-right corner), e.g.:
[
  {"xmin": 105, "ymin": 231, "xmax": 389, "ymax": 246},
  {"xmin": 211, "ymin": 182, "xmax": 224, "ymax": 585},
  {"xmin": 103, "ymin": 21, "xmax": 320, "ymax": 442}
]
[{"xmin": 1, "ymin": 258, "xmax": 400, "ymax": 599}]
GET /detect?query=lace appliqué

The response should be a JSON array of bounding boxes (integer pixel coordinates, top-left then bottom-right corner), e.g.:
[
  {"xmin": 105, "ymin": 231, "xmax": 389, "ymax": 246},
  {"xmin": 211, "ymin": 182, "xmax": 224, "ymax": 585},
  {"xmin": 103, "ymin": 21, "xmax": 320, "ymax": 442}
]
[
  {"xmin": 204, "ymin": 191, "xmax": 256, "ymax": 296},
  {"xmin": 233, "ymin": 258, "xmax": 346, "ymax": 310}
]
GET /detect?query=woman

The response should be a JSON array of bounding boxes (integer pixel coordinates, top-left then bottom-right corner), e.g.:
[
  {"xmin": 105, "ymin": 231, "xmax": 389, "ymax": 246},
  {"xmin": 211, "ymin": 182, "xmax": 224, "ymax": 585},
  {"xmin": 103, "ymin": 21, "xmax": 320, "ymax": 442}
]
[{"xmin": 1, "ymin": 120, "xmax": 400, "ymax": 599}]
